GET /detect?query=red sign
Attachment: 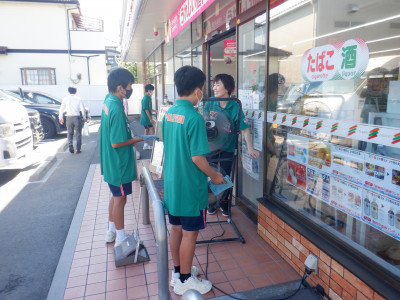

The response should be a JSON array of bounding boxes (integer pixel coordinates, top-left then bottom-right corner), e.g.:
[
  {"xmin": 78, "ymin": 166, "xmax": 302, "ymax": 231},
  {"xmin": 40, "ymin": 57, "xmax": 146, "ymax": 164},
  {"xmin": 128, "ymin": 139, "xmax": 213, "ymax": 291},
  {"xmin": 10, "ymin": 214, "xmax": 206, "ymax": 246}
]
[
  {"xmin": 169, "ymin": 0, "xmax": 215, "ymax": 40},
  {"xmin": 223, "ymin": 40, "xmax": 236, "ymax": 64}
]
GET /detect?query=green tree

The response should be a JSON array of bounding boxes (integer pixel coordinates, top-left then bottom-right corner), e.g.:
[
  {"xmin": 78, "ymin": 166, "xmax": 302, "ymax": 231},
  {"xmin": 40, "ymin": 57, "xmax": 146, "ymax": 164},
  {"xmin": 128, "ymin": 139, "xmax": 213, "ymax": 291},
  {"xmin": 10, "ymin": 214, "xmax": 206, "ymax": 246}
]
[{"xmin": 116, "ymin": 58, "xmax": 138, "ymax": 79}]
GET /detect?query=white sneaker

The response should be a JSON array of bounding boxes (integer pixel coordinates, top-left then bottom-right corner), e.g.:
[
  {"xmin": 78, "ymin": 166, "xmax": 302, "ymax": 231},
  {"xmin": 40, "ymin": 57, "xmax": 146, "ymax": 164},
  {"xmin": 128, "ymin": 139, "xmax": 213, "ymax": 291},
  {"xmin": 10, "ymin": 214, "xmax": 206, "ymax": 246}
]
[
  {"xmin": 170, "ymin": 266, "xmax": 199, "ymax": 287},
  {"xmin": 143, "ymin": 144, "xmax": 152, "ymax": 150},
  {"xmin": 105, "ymin": 231, "xmax": 116, "ymax": 243},
  {"xmin": 114, "ymin": 236, "xmax": 128, "ymax": 248},
  {"xmin": 173, "ymin": 275, "xmax": 212, "ymax": 295}
]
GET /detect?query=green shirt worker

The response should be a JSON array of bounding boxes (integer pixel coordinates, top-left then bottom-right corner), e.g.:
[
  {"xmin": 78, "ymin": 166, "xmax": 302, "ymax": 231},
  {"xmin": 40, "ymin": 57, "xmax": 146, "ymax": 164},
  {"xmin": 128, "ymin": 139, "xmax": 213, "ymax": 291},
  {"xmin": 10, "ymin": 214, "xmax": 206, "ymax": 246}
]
[
  {"xmin": 140, "ymin": 84, "xmax": 155, "ymax": 150},
  {"xmin": 100, "ymin": 68, "xmax": 157, "ymax": 248},
  {"xmin": 162, "ymin": 66, "xmax": 225, "ymax": 295},
  {"xmin": 205, "ymin": 74, "xmax": 259, "ymax": 216}
]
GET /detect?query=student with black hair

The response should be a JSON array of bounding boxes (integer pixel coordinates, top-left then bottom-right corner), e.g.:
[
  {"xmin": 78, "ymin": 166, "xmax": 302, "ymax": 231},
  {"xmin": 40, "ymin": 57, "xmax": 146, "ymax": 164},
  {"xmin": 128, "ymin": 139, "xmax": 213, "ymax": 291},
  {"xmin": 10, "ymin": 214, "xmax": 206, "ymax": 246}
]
[
  {"xmin": 162, "ymin": 66, "xmax": 225, "ymax": 295},
  {"xmin": 100, "ymin": 68, "xmax": 158, "ymax": 248},
  {"xmin": 205, "ymin": 73, "xmax": 259, "ymax": 216},
  {"xmin": 140, "ymin": 83, "xmax": 156, "ymax": 149},
  {"xmin": 59, "ymin": 86, "xmax": 86, "ymax": 153}
]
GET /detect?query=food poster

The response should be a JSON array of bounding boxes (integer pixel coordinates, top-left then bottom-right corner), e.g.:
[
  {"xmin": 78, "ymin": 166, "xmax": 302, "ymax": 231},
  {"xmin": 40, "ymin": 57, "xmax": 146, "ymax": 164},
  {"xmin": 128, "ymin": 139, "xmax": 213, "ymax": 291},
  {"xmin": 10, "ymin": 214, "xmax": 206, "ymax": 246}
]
[
  {"xmin": 287, "ymin": 134, "xmax": 308, "ymax": 165},
  {"xmin": 287, "ymin": 160, "xmax": 307, "ymax": 190},
  {"xmin": 364, "ymin": 153, "xmax": 400, "ymax": 199},
  {"xmin": 331, "ymin": 145, "xmax": 364, "ymax": 185},
  {"xmin": 308, "ymin": 139, "xmax": 332, "ymax": 173},
  {"xmin": 306, "ymin": 167, "xmax": 331, "ymax": 203},
  {"xmin": 362, "ymin": 188, "xmax": 400, "ymax": 242},
  {"xmin": 330, "ymin": 176, "xmax": 363, "ymax": 219}
]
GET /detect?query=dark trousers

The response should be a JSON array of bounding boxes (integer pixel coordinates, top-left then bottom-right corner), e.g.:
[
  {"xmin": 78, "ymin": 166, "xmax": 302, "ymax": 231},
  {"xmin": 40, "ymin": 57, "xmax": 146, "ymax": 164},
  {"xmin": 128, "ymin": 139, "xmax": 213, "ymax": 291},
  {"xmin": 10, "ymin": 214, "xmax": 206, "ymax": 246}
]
[
  {"xmin": 66, "ymin": 116, "xmax": 83, "ymax": 150},
  {"xmin": 208, "ymin": 151, "xmax": 234, "ymax": 208}
]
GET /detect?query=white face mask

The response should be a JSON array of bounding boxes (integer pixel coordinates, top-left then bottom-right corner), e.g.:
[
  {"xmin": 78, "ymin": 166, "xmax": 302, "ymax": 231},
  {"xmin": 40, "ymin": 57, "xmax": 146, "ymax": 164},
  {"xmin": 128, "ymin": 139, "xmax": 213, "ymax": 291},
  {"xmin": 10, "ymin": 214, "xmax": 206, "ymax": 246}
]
[{"xmin": 195, "ymin": 89, "xmax": 203, "ymax": 108}]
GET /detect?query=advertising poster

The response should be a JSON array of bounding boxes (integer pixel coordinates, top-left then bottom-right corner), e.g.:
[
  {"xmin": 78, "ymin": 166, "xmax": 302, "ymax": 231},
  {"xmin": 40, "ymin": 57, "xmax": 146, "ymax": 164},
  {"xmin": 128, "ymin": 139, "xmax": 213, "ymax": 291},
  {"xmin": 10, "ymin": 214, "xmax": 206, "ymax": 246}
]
[
  {"xmin": 253, "ymin": 120, "xmax": 263, "ymax": 152},
  {"xmin": 223, "ymin": 40, "xmax": 236, "ymax": 64},
  {"xmin": 330, "ymin": 176, "xmax": 363, "ymax": 219},
  {"xmin": 331, "ymin": 145, "xmax": 364, "ymax": 185},
  {"xmin": 242, "ymin": 143, "xmax": 259, "ymax": 180},
  {"xmin": 287, "ymin": 134, "xmax": 308, "ymax": 165},
  {"xmin": 287, "ymin": 160, "xmax": 307, "ymax": 191},
  {"xmin": 306, "ymin": 167, "xmax": 330, "ymax": 202},
  {"xmin": 364, "ymin": 153, "xmax": 400, "ymax": 199},
  {"xmin": 363, "ymin": 188, "xmax": 400, "ymax": 242},
  {"xmin": 238, "ymin": 89, "xmax": 253, "ymax": 109},
  {"xmin": 308, "ymin": 139, "xmax": 332, "ymax": 173}
]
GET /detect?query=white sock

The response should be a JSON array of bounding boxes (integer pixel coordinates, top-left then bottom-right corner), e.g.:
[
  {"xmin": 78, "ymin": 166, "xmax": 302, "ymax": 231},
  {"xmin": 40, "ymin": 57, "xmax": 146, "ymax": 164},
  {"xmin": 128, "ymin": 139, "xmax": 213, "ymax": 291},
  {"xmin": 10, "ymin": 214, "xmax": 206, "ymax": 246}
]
[
  {"xmin": 108, "ymin": 221, "xmax": 116, "ymax": 233},
  {"xmin": 116, "ymin": 229, "xmax": 126, "ymax": 241}
]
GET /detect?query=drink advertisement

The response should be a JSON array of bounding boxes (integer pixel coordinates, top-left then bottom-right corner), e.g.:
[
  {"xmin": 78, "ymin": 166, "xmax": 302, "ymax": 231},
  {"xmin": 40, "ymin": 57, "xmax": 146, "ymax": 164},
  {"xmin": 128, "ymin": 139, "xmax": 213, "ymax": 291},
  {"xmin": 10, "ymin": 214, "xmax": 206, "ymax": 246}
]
[
  {"xmin": 363, "ymin": 188, "xmax": 400, "ymax": 242},
  {"xmin": 306, "ymin": 167, "xmax": 330, "ymax": 202},
  {"xmin": 287, "ymin": 160, "xmax": 307, "ymax": 191},
  {"xmin": 330, "ymin": 176, "xmax": 363, "ymax": 219},
  {"xmin": 364, "ymin": 153, "xmax": 400, "ymax": 199},
  {"xmin": 287, "ymin": 134, "xmax": 308, "ymax": 165},
  {"xmin": 308, "ymin": 140, "xmax": 332, "ymax": 173},
  {"xmin": 331, "ymin": 145, "xmax": 364, "ymax": 185}
]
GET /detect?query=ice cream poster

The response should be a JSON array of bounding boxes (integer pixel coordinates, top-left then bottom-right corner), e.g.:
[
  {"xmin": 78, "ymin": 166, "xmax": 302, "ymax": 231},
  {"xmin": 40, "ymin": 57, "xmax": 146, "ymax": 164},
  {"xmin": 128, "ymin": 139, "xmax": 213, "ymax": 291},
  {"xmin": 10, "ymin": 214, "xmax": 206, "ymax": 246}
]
[
  {"xmin": 364, "ymin": 153, "xmax": 400, "ymax": 200},
  {"xmin": 287, "ymin": 160, "xmax": 307, "ymax": 191},
  {"xmin": 306, "ymin": 167, "xmax": 330, "ymax": 202},
  {"xmin": 362, "ymin": 188, "xmax": 400, "ymax": 242},
  {"xmin": 308, "ymin": 140, "xmax": 332, "ymax": 173},
  {"xmin": 287, "ymin": 134, "xmax": 308, "ymax": 165},
  {"xmin": 331, "ymin": 145, "xmax": 364, "ymax": 185},
  {"xmin": 330, "ymin": 176, "xmax": 362, "ymax": 219}
]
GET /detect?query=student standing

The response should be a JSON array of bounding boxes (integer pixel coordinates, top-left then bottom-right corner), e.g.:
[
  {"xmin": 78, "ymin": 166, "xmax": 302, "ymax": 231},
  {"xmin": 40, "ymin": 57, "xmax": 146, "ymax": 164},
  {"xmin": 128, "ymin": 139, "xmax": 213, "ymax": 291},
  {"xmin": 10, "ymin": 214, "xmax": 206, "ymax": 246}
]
[
  {"xmin": 140, "ymin": 84, "xmax": 156, "ymax": 149},
  {"xmin": 100, "ymin": 68, "xmax": 157, "ymax": 247},
  {"xmin": 162, "ymin": 66, "xmax": 225, "ymax": 295},
  {"xmin": 59, "ymin": 86, "xmax": 86, "ymax": 153}
]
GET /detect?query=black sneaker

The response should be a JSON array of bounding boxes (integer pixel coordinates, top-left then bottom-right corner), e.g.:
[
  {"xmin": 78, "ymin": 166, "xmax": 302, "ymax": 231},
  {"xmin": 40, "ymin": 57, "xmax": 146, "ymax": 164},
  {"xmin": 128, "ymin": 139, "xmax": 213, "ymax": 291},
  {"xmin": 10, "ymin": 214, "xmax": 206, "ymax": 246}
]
[
  {"xmin": 69, "ymin": 144, "xmax": 74, "ymax": 153},
  {"xmin": 207, "ymin": 206, "xmax": 216, "ymax": 215},
  {"xmin": 220, "ymin": 202, "xmax": 229, "ymax": 217}
]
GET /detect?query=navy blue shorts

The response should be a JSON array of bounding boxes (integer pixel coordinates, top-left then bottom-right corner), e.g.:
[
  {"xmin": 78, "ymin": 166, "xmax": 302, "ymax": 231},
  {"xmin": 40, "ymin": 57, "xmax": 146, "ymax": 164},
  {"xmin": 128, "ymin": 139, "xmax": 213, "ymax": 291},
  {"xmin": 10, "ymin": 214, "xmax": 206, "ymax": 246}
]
[
  {"xmin": 108, "ymin": 182, "xmax": 132, "ymax": 197},
  {"xmin": 144, "ymin": 124, "xmax": 153, "ymax": 129},
  {"xmin": 168, "ymin": 210, "xmax": 207, "ymax": 231}
]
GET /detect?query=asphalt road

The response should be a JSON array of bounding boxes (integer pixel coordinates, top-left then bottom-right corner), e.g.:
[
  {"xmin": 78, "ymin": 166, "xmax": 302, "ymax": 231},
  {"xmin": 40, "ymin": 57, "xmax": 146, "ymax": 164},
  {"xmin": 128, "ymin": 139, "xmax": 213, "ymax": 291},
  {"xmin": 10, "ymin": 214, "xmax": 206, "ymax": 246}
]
[
  {"xmin": 0, "ymin": 116, "xmax": 153, "ymax": 300},
  {"xmin": 0, "ymin": 120, "xmax": 101, "ymax": 300}
]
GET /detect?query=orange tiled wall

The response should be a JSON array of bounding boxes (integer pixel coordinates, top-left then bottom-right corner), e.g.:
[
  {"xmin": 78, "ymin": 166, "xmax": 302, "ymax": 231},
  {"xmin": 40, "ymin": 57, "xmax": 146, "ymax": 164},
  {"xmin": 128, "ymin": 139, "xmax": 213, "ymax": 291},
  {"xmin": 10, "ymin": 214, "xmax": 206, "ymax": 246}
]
[{"xmin": 257, "ymin": 203, "xmax": 386, "ymax": 300}]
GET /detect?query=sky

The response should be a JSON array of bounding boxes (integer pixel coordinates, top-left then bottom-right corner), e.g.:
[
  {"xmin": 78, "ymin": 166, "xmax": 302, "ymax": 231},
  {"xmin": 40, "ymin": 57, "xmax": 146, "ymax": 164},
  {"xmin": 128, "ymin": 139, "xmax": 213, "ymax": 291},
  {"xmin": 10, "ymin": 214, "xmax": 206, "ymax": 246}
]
[{"xmin": 78, "ymin": 0, "xmax": 124, "ymax": 47}]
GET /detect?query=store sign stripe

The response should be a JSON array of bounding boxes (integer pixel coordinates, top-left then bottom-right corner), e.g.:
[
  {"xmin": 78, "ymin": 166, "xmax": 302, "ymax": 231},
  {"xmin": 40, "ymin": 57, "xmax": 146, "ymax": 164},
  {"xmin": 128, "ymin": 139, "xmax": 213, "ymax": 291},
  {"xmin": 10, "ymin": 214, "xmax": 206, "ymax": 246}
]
[{"xmin": 393, "ymin": 135, "xmax": 400, "ymax": 144}]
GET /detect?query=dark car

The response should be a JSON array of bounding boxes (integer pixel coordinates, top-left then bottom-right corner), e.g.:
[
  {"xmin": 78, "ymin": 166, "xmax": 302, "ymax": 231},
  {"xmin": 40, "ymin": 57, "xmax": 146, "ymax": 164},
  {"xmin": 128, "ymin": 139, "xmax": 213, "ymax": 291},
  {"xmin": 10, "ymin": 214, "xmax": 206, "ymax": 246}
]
[
  {"xmin": 0, "ymin": 89, "xmax": 66, "ymax": 139},
  {"xmin": 11, "ymin": 88, "xmax": 91, "ymax": 120},
  {"xmin": 26, "ymin": 108, "xmax": 44, "ymax": 146}
]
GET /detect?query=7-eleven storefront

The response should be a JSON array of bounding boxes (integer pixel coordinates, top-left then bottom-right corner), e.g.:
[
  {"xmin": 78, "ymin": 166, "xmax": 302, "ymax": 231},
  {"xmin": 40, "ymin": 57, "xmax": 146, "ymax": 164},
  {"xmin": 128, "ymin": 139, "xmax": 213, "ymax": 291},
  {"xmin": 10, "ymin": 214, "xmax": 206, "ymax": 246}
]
[{"xmin": 121, "ymin": 0, "xmax": 400, "ymax": 298}]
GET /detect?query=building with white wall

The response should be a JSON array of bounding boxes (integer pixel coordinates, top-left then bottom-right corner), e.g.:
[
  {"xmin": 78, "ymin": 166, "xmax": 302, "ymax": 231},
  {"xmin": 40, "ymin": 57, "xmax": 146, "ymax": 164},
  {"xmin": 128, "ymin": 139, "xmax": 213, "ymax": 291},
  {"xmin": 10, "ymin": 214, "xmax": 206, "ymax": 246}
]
[{"xmin": 0, "ymin": 0, "xmax": 110, "ymax": 116}]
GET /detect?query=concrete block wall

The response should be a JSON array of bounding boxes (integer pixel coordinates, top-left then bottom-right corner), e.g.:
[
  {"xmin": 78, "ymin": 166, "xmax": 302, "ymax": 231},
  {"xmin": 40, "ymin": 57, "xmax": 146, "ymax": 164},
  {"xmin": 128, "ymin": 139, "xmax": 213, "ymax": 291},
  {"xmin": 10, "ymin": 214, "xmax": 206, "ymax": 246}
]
[{"xmin": 257, "ymin": 203, "xmax": 385, "ymax": 300}]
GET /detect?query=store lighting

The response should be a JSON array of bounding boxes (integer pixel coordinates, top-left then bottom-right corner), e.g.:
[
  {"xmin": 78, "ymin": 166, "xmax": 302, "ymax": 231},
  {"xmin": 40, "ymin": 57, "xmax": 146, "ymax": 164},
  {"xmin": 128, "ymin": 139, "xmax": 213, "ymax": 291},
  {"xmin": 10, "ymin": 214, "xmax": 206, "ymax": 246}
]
[
  {"xmin": 369, "ymin": 47, "xmax": 400, "ymax": 55},
  {"xmin": 366, "ymin": 35, "xmax": 400, "ymax": 44},
  {"xmin": 244, "ymin": 50, "xmax": 266, "ymax": 58},
  {"xmin": 293, "ymin": 14, "xmax": 400, "ymax": 46}
]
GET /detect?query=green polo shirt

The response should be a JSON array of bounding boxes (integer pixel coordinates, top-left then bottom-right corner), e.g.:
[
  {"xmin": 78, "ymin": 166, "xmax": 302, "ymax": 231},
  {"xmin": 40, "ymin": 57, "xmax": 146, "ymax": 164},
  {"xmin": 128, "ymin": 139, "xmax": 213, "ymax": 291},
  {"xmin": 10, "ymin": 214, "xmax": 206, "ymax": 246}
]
[
  {"xmin": 100, "ymin": 93, "xmax": 137, "ymax": 186},
  {"xmin": 162, "ymin": 99, "xmax": 210, "ymax": 217},
  {"xmin": 140, "ymin": 94, "xmax": 152, "ymax": 126},
  {"xmin": 204, "ymin": 99, "xmax": 249, "ymax": 152}
]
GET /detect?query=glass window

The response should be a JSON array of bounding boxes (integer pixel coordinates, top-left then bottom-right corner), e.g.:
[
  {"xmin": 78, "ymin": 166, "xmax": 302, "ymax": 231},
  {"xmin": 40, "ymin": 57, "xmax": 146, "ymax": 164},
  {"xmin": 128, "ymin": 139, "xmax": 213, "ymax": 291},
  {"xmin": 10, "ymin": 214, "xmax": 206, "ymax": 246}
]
[
  {"xmin": 192, "ymin": 46, "xmax": 203, "ymax": 71},
  {"xmin": 21, "ymin": 68, "xmax": 56, "ymax": 85},
  {"xmin": 203, "ymin": 0, "xmax": 236, "ymax": 38},
  {"xmin": 266, "ymin": 0, "xmax": 400, "ymax": 279},
  {"xmin": 239, "ymin": 0, "xmax": 263, "ymax": 14},
  {"xmin": 164, "ymin": 41, "xmax": 175, "ymax": 104},
  {"xmin": 146, "ymin": 54, "xmax": 155, "ymax": 80},
  {"xmin": 192, "ymin": 15, "xmax": 203, "ymax": 42},
  {"xmin": 154, "ymin": 47, "xmax": 163, "ymax": 109},
  {"xmin": 237, "ymin": 13, "xmax": 267, "ymax": 209}
]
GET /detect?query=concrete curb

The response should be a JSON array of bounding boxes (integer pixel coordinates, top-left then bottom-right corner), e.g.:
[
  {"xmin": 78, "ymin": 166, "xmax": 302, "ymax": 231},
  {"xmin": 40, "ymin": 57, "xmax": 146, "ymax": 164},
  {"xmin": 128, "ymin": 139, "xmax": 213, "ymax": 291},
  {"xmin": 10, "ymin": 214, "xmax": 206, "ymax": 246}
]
[
  {"xmin": 58, "ymin": 140, "xmax": 68, "ymax": 152},
  {"xmin": 29, "ymin": 156, "xmax": 57, "ymax": 182},
  {"xmin": 47, "ymin": 164, "xmax": 96, "ymax": 300}
]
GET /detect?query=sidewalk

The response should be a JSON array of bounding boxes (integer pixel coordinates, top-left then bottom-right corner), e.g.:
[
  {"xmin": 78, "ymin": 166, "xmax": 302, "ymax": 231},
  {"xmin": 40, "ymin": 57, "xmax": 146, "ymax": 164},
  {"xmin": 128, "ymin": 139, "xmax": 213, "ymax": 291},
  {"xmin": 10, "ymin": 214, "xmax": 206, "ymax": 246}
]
[{"xmin": 48, "ymin": 161, "xmax": 302, "ymax": 300}]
